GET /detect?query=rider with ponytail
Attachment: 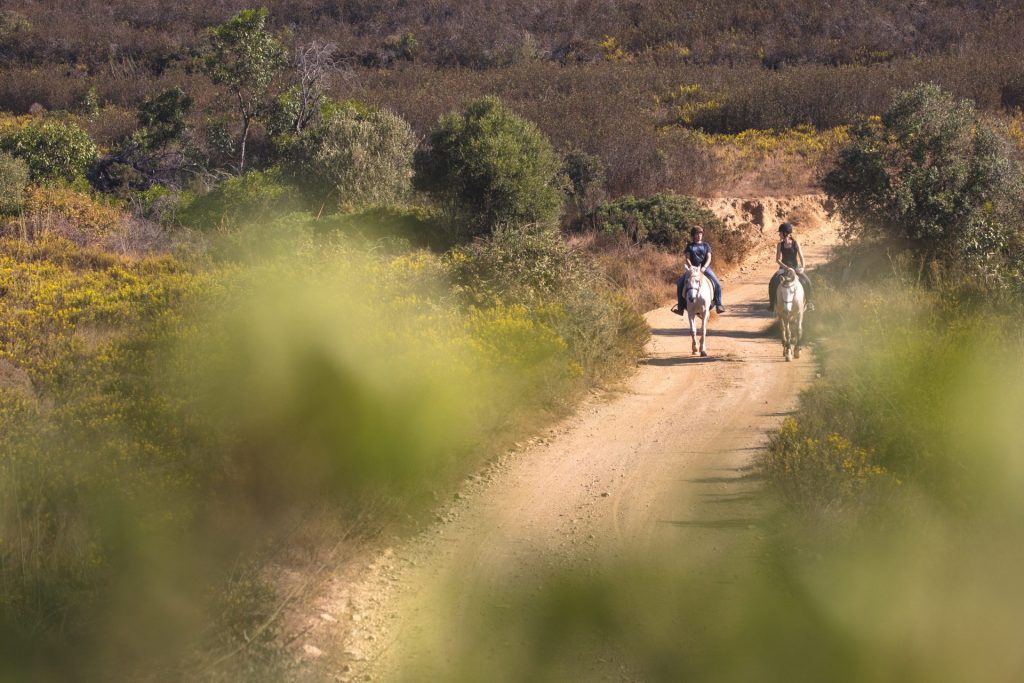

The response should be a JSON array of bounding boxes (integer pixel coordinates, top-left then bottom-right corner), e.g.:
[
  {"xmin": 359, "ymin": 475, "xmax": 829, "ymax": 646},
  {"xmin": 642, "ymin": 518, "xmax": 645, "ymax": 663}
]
[{"xmin": 768, "ymin": 222, "xmax": 813, "ymax": 311}]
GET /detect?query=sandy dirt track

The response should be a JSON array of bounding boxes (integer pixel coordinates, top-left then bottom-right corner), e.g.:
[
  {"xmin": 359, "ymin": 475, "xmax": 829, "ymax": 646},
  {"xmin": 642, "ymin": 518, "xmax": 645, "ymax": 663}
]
[{"xmin": 307, "ymin": 217, "xmax": 839, "ymax": 681}]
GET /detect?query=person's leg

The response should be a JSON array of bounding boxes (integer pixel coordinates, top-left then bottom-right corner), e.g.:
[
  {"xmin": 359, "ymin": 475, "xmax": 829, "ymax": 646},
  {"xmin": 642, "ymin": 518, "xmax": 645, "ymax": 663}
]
[
  {"xmin": 704, "ymin": 268, "xmax": 724, "ymax": 309},
  {"xmin": 798, "ymin": 273, "xmax": 814, "ymax": 310},
  {"xmin": 675, "ymin": 272, "xmax": 690, "ymax": 309},
  {"xmin": 798, "ymin": 273, "xmax": 812, "ymax": 301},
  {"xmin": 768, "ymin": 272, "xmax": 782, "ymax": 310}
]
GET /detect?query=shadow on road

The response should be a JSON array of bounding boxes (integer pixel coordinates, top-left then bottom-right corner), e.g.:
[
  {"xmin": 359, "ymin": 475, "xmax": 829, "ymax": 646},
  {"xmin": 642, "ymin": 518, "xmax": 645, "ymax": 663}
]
[
  {"xmin": 659, "ymin": 518, "xmax": 759, "ymax": 529},
  {"xmin": 641, "ymin": 355, "xmax": 741, "ymax": 367},
  {"xmin": 708, "ymin": 327, "xmax": 773, "ymax": 340},
  {"xmin": 649, "ymin": 326, "xmax": 690, "ymax": 337},
  {"xmin": 701, "ymin": 492, "xmax": 762, "ymax": 504},
  {"xmin": 685, "ymin": 472, "xmax": 765, "ymax": 484}
]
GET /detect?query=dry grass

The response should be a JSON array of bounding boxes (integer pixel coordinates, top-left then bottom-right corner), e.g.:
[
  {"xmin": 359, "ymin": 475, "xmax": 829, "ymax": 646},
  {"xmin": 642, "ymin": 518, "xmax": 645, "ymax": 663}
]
[{"xmin": 569, "ymin": 231, "xmax": 684, "ymax": 313}]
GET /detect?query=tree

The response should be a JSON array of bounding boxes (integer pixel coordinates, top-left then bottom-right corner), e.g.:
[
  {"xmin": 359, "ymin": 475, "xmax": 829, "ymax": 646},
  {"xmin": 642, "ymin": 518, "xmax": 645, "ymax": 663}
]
[
  {"xmin": 200, "ymin": 8, "xmax": 288, "ymax": 173},
  {"xmin": 91, "ymin": 88, "xmax": 196, "ymax": 193},
  {"xmin": 823, "ymin": 83, "xmax": 1024, "ymax": 274},
  {"xmin": 286, "ymin": 103, "xmax": 417, "ymax": 210},
  {"xmin": 414, "ymin": 96, "xmax": 565, "ymax": 238},
  {"xmin": 289, "ymin": 41, "xmax": 347, "ymax": 135}
]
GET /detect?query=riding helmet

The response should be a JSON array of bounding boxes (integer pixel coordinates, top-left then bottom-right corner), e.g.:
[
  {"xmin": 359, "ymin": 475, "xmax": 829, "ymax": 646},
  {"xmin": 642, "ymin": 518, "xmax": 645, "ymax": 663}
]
[{"xmin": 779, "ymin": 222, "xmax": 794, "ymax": 235}]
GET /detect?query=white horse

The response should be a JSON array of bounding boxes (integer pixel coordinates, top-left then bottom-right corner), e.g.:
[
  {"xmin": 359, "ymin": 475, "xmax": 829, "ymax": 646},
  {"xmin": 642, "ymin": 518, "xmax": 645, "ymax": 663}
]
[
  {"xmin": 774, "ymin": 268, "xmax": 806, "ymax": 361},
  {"xmin": 683, "ymin": 265, "xmax": 712, "ymax": 357}
]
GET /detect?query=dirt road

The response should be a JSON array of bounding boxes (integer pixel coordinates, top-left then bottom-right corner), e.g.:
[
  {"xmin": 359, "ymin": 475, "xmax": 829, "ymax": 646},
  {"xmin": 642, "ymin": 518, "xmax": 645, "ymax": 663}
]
[{"xmin": 312, "ymin": 219, "xmax": 839, "ymax": 681}]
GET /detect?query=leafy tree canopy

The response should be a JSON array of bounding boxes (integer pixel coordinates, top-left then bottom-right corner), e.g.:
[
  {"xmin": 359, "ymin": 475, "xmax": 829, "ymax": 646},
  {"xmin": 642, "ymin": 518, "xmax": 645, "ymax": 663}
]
[
  {"xmin": 414, "ymin": 96, "xmax": 565, "ymax": 238},
  {"xmin": 200, "ymin": 8, "xmax": 288, "ymax": 172},
  {"xmin": 823, "ymin": 83, "xmax": 1024, "ymax": 276}
]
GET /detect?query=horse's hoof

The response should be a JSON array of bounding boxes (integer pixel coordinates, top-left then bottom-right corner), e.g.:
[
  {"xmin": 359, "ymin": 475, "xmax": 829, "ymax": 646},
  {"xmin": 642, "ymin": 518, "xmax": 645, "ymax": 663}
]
[
  {"xmin": 700, "ymin": 351, "xmax": 708, "ymax": 357},
  {"xmin": 794, "ymin": 349, "xmax": 801, "ymax": 359}
]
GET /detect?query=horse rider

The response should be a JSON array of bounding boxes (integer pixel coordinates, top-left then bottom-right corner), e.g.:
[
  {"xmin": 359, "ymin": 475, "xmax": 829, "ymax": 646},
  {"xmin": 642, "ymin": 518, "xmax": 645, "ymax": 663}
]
[
  {"xmin": 768, "ymin": 222, "xmax": 814, "ymax": 311},
  {"xmin": 673, "ymin": 226, "xmax": 726, "ymax": 315}
]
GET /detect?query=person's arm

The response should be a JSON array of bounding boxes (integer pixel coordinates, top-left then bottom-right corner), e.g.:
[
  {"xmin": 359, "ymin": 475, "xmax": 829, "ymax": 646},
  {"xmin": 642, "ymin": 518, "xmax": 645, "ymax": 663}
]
[
  {"xmin": 701, "ymin": 247, "xmax": 712, "ymax": 272},
  {"xmin": 775, "ymin": 241, "xmax": 785, "ymax": 268},
  {"xmin": 684, "ymin": 244, "xmax": 696, "ymax": 267},
  {"xmin": 795, "ymin": 240, "xmax": 806, "ymax": 272}
]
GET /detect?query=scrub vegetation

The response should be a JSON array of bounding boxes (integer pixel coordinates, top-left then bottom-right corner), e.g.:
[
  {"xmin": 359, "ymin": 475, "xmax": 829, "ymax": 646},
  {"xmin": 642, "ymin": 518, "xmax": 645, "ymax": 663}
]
[{"xmin": 1, "ymin": 2, "xmax": 1024, "ymax": 679}]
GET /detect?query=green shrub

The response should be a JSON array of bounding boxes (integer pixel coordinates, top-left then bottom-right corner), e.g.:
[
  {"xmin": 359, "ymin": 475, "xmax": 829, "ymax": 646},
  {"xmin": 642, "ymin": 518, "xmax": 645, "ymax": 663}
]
[
  {"xmin": 415, "ymin": 96, "xmax": 565, "ymax": 238},
  {"xmin": 589, "ymin": 193, "xmax": 722, "ymax": 251},
  {"xmin": 323, "ymin": 204, "xmax": 447, "ymax": 248},
  {"xmin": 285, "ymin": 104, "xmax": 417, "ymax": 210},
  {"xmin": 448, "ymin": 224, "xmax": 647, "ymax": 386},
  {"xmin": 179, "ymin": 168, "xmax": 296, "ymax": 231},
  {"xmin": 0, "ymin": 152, "xmax": 29, "ymax": 214},
  {"xmin": 448, "ymin": 224, "xmax": 582, "ymax": 308},
  {"xmin": 0, "ymin": 117, "xmax": 98, "ymax": 182},
  {"xmin": 823, "ymin": 83, "xmax": 1024, "ymax": 282}
]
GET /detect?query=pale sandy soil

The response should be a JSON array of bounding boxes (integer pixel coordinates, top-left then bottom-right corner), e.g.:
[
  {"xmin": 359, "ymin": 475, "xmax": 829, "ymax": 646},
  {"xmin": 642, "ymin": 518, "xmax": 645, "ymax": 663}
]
[{"xmin": 289, "ymin": 198, "xmax": 841, "ymax": 682}]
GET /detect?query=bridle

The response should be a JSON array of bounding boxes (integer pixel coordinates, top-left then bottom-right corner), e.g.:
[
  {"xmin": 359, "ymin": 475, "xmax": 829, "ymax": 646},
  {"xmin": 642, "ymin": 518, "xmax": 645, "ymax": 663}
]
[{"xmin": 686, "ymin": 268, "xmax": 705, "ymax": 301}]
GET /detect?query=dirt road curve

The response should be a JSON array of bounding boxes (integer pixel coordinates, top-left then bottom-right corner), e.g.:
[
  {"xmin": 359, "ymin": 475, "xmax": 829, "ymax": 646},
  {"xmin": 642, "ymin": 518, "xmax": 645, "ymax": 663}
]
[{"xmin": 322, "ymin": 222, "xmax": 838, "ymax": 680}]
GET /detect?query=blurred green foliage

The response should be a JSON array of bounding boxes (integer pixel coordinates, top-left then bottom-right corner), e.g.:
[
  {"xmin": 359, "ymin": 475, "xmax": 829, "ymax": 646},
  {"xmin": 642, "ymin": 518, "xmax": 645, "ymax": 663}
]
[
  {"xmin": 765, "ymin": 254, "xmax": 1024, "ymax": 519},
  {"xmin": 0, "ymin": 194, "xmax": 646, "ymax": 678}
]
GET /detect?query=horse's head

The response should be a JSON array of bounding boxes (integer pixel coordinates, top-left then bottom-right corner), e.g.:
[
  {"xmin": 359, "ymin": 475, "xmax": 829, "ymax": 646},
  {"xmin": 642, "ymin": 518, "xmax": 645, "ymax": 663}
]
[
  {"xmin": 685, "ymin": 266, "xmax": 704, "ymax": 298},
  {"xmin": 777, "ymin": 268, "xmax": 805, "ymax": 312}
]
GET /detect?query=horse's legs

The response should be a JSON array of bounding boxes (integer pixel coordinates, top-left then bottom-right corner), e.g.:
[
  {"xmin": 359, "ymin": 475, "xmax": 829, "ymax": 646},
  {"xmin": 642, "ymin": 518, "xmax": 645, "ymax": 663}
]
[
  {"xmin": 688, "ymin": 312, "xmax": 698, "ymax": 354},
  {"xmin": 699, "ymin": 309, "xmax": 708, "ymax": 357},
  {"xmin": 781, "ymin": 317, "xmax": 792, "ymax": 360},
  {"xmin": 794, "ymin": 310, "xmax": 804, "ymax": 359}
]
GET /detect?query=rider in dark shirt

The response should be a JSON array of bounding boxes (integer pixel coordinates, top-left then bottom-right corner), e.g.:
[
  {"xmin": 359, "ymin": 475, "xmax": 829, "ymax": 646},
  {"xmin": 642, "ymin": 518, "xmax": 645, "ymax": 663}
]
[
  {"xmin": 768, "ymin": 222, "xmax": 813, "ymax": 311},
  {"xmin": 674, "ymin": 227, "xmax": 725, "ymax": 314}
]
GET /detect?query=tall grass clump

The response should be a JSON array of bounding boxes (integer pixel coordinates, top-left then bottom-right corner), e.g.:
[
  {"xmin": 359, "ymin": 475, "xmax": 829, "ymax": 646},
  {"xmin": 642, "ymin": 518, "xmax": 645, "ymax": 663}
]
[{"xmin": 0, "ymin": 151, "xmax": 29, "ymax": 214}]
